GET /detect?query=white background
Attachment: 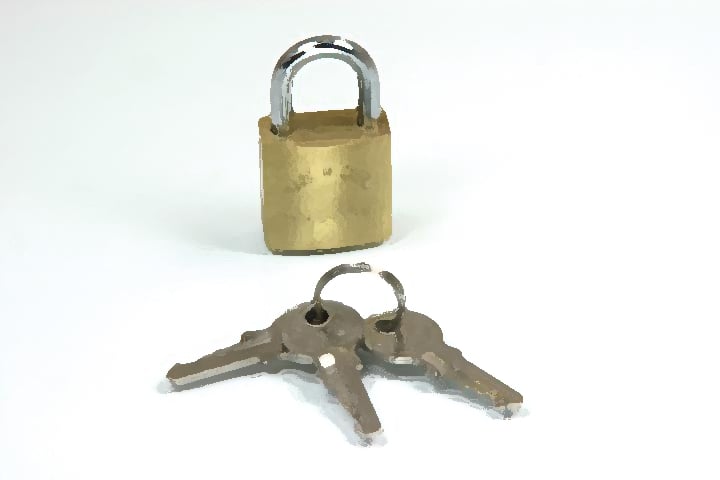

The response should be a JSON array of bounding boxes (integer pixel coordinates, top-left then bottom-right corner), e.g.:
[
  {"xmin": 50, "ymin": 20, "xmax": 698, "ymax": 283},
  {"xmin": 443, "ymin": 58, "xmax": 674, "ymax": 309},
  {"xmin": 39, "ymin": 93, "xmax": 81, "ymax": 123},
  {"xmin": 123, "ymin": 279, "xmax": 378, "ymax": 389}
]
[{"xmin": 1, "ymin": 0, "xmax": 719, "ymax": 478}]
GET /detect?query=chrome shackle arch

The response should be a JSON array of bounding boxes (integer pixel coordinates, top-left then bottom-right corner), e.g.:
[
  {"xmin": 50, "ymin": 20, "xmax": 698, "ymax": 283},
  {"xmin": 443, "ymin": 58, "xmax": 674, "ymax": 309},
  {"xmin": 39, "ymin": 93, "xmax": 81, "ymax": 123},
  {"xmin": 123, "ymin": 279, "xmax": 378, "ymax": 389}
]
[{"xmin": 269, "ymin": 35, "xmax": 381, "ymax": 134}]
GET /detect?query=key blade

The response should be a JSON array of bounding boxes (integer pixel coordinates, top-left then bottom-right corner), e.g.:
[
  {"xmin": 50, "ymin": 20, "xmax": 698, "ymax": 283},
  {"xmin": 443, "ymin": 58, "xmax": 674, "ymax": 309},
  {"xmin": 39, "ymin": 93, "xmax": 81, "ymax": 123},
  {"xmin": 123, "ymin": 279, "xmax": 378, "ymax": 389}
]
[
  {"xmin": 423, "ymin": 345, "xmax": 523, "ymax": 415},
  {"xmin": 166, "ymin": 328, "xmax": 282, "ymax": 387},
  {"xmin": 314, "ymin": 348, "xmax": 382, "ymax": 436},
  {"xmin": 365, "ymin": 310, "xmax": 523, "ymax": 416}
]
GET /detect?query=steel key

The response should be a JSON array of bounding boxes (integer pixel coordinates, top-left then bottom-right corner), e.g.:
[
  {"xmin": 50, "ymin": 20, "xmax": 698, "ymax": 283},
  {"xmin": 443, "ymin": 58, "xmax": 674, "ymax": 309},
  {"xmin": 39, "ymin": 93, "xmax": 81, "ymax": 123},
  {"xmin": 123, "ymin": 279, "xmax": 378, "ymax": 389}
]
[
  {"xmin": 364, "ymin": 309, "xmax": 523, "ymax": 416},
  {"xmin": 166, "ymin": 299, "xmax": 381, "ymax": 435}
]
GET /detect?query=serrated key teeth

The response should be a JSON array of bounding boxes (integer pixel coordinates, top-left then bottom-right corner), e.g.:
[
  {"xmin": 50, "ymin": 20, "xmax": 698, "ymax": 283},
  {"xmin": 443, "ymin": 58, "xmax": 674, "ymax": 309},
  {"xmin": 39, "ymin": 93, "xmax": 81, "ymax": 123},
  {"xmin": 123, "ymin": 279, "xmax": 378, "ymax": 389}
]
[
  {"xmin": 491, "ymin": 401, "xmax": 523, "ymax": 418},
  {"xmin": 315, "ymin": 349, "xmax": 382, "ymax": 438},
  {"xmin": 165, "ymin": 329, "xmax": 284, "ymax": 387},
  {"xmin": 166, "ymin": 363, "xmax": 182, "ymax": 382},
  {"xmin": 166, "ymin": 356, "xmax": 263, "ymax": 387},
  {"xmin": 356, "ymin": 427, "xmax": 387, "ymax": 447},
  {"xmin": 166, "ymin": 363, "xmax": 189, "ymax": 386},
  {"xmin": 505, "ymin": 402, "xmax": 523, "ymax": 415},
  {"xmin": 494, "ymin": 388, "xmax": 523, "ymax": 408},
  {"xmin": 357, "ymin": 419, "xmax": 383, "ymax": 436}
]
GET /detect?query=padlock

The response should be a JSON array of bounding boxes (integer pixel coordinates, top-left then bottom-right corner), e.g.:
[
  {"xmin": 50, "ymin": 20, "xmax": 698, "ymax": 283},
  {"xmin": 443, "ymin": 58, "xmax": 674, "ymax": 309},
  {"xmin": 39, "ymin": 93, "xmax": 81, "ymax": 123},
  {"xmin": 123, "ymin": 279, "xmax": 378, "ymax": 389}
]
[{"xmin": 258, "ymin": 35, "xmax": 391, "ymax": 255}]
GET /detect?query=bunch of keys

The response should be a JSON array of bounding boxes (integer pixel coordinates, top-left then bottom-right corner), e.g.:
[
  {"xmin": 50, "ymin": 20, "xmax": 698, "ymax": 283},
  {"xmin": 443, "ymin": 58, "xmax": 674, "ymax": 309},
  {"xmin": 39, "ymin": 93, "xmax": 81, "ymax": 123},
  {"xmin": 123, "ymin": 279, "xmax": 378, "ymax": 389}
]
[{"xmin": 165, "ymin": 263, "xmax": 523, "ymax": 438}]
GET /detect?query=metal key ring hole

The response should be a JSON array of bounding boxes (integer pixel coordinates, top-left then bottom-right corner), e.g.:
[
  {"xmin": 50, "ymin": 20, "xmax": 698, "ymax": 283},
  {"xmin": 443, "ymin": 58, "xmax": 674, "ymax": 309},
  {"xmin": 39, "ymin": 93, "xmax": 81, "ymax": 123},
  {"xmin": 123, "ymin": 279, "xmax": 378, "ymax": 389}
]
[
  {"xmin": 304, "ymin": 307, "xmax": 329, "ymax": 326},
  {"xmin": 308, "ymin": 262, "xmax": 406, "ymax": 331},
  {"xmin": 373, "ymin": 316, "xmax": 397, "ymax": 334}
]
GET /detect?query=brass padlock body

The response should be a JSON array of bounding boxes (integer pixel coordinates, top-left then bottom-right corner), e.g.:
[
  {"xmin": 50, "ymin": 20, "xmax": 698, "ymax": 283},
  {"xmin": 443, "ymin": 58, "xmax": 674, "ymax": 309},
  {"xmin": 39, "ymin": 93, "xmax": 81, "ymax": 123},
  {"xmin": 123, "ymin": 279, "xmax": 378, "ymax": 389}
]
[{"xmin": 259, "ymin": 108, "xmax": 391, "ymax": 254}]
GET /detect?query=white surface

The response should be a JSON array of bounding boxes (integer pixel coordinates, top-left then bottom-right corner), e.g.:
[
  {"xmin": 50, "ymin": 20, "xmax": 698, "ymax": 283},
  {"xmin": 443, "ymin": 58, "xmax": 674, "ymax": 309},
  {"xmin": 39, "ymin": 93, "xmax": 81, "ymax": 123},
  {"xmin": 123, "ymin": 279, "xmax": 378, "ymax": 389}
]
[{"xmin": 1, "ymin": 0, "xmax": 719, "ymax": 478}]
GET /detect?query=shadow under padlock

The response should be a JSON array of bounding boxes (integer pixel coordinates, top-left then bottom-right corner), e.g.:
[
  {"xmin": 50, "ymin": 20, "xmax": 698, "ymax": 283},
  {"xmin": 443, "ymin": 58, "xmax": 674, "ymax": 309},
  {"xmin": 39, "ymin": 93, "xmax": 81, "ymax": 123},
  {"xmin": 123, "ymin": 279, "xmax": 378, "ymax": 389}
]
[{"xmin": 258, "ymin": 35, "xmax": 392, "ymax": 255}]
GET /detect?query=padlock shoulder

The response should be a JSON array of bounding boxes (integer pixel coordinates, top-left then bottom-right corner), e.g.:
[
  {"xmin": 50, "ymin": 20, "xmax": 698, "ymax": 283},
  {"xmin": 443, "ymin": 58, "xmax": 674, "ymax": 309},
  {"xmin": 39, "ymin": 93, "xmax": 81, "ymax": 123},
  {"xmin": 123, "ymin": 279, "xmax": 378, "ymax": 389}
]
[{"xmin": 258, "ymin": 109, "xmax": 389, "ymax": 146}]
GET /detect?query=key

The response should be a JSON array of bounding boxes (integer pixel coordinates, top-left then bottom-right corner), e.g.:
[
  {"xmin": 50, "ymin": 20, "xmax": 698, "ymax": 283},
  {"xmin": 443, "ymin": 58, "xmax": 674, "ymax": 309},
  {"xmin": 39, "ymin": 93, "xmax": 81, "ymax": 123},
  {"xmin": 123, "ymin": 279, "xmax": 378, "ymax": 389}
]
[
  {"xmin": 166, "ymin": 299, "xmax": 381, "ymax": 435},
  {"xmin": 364, "ymin": 309, "xmax": 523, "ymax": 417}
]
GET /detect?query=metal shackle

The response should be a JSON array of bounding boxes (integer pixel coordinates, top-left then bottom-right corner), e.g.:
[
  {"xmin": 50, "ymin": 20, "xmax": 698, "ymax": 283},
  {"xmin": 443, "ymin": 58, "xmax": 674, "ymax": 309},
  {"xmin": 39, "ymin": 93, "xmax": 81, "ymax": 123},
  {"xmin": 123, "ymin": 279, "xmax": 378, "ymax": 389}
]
[{"xmin": 270, "ymin": 35, "xmax": 381, "ymax": 134}]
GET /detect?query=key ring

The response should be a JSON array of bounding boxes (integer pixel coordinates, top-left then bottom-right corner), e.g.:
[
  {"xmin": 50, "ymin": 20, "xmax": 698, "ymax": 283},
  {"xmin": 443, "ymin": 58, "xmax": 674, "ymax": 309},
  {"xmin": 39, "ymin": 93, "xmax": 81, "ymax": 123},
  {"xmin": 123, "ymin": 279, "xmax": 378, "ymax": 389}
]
[{"xmin": 308, "ymin": 263, "xmax": 406, "ymax": 330}]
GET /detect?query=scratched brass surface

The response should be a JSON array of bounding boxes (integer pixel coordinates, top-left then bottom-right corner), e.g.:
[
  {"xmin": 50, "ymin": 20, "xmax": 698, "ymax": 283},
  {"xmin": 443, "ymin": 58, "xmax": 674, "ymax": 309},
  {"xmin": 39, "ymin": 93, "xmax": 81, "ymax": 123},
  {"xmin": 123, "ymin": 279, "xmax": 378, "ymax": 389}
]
[{"xmin": 259, "ymin": 109, "xmax": 391, "ymax": 254}]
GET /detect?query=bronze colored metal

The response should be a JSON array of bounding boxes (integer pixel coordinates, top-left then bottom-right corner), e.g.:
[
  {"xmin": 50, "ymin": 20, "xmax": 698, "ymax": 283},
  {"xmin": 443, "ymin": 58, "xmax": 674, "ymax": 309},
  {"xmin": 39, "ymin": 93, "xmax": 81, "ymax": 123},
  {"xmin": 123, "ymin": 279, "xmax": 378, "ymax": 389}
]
[
  {"xmin": 313, "ymin": 263, "xmax": 523, "ymax": 417},
  {"xmin": 165, "ymin": 263, "xmax": 523, "ymax": 440},
  {"xmin": 166, "ymin": 299, "xmax": 381, "ymax": 435},
  {"xmin": 258, "ymin": 110, "xmax": 392, "ymax": 251},
  {"xmin": 363, "ymin": 310, "xmax": 524, "ymax": 417},
  {"xmin": 260, "ymin": 109, "xmax": 391, "ymax": 254}
]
